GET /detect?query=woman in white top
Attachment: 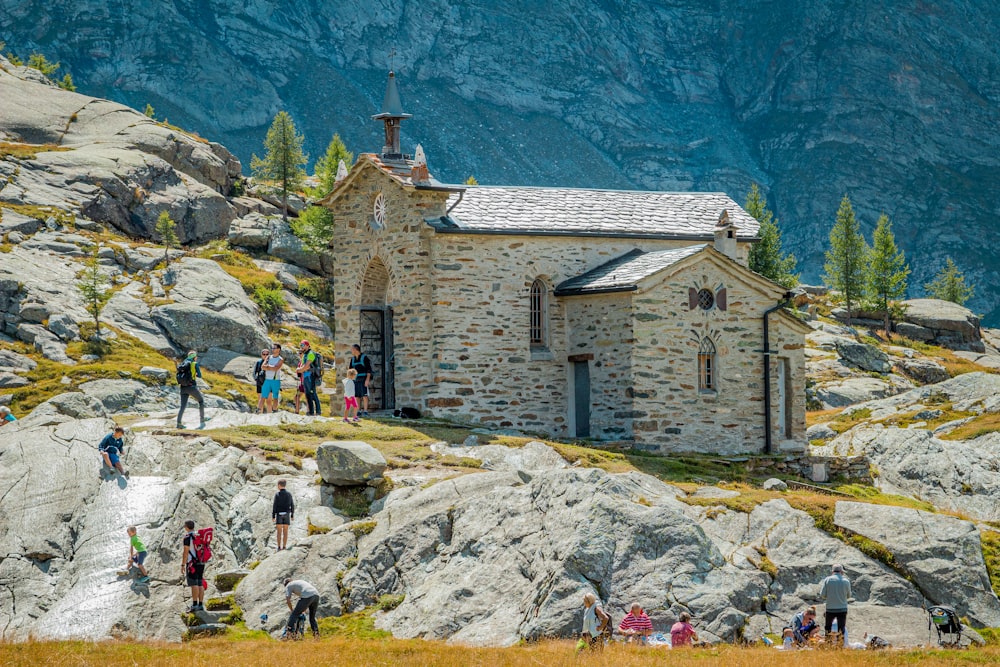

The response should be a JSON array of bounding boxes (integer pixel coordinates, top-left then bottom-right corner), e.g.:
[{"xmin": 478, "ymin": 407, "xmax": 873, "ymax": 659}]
[
  {"xmin": 581, "ymin": 592, "xmax": 610, "ymax": 650},
  {"xmin": 261, "ymin": 343, "xmax": 284, "ymax": 413}
]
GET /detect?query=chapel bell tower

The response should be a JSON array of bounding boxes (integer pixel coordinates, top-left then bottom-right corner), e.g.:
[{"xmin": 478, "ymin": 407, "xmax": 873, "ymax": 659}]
[{"xmin": 372, "ymin": 71, "xmax": 412, "ymax": 159}]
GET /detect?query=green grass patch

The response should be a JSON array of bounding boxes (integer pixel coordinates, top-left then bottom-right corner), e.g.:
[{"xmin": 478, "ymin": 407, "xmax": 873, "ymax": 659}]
[
  {"xmin": 981, "ymin": 530, "xmax": 1000, "ymax": 599},
  {"xmin": 375, "ymin": 594, "xmax": 405, "ymax": 612},
  {"xmin": 0, "ymin": 141, "xmax": 72, "ymax": 159},
  {"xmin": 349, "ymin": 520, "xmax": 377, "ymax": 538},
  {"xmin": 0, "ymin": 201, "xmax": 74, "ymax": 224},
  {"xmin": 205, "ymin": 596, "xmax": 235, "ymax": 611},
  {"xmin": 317, "ymin": 610, "xmax": 392, "ymax": 640},
  {"xmin": 942, "ymin": 414, "xmax": 1000, "ymax": 441}
]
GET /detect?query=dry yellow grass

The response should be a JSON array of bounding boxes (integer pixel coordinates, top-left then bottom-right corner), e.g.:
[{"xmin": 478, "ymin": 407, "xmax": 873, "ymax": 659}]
[{"xmin": 1, "ymin": 639, "xmax": 997, "ymax": 667}]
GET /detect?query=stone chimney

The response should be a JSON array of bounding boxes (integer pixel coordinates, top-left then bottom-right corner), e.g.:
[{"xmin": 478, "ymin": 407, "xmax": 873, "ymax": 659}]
[
  {"xmin": 371, "ymin": 70, "xmax": 412, "ymax": 159},
  {"xmin": 714, "ymin": 209, "xmax": 739, "ymax": 261},
  {"xmin": 411, "ymin": 144, "xmax": 429, "ymax": 183}
]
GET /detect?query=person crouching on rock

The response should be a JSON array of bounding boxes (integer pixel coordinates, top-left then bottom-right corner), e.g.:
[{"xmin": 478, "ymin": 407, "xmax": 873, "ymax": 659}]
[
  {"xmin": 99, "ymin": 426, "xmax": 128, "ymax": 478},
  {"xmin": 284, "ymin": 577, "xmax": 320, "ymax": 638},
  {"xmin": 182, "ymin": 520, "xmax": 205, "ymax": 612}
]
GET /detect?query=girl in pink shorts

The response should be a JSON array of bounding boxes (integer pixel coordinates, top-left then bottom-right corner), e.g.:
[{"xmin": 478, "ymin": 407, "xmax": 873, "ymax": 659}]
[{"xmin": 342, "ymin": 369, "xmax": 359, "ymax": 422}]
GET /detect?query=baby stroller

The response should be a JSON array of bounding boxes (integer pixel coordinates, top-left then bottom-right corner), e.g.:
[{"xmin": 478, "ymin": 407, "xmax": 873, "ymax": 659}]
[{"xmin": 928, "ymin": 605, "xmax": 966, "ymax": 648}]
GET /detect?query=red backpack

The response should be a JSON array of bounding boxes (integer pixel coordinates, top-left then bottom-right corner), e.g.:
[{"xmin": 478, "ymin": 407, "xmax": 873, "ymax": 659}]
[{"xmin": 190, "ymin": 527, "xmax": 214, "ymax": 564}]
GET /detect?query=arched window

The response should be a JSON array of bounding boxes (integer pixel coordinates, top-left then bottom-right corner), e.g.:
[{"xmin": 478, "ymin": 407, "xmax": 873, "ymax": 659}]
[
  {"xmin": 698, "ymin": 337, "xmax": 717, "ymax": 391},
  {"xmin": 529, "ymin": 279, "xmax": 547, "ymax": 348}
]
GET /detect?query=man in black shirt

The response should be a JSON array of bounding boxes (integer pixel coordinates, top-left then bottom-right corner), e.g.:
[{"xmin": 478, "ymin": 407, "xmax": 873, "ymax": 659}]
[{"xmin": 272, "ymin": 479, "xmax": 295, "ymax": 551}]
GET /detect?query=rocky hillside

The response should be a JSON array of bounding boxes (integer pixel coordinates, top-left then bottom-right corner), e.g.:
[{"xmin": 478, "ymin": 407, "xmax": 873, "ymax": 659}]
[
  {"xmin": 4, "ymin": 47, "xmax": 1000, "ymax": 649},
  {"xmin": 2, "ymin": 2, "xmax": 1000, "ymax": 321}
]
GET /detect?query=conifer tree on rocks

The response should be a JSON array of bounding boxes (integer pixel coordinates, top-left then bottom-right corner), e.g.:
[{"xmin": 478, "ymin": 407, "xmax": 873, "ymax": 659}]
[
  {"xmin": 865, "ymin": 213, "xmax": 910, "ymax": 337},
  {"xmin": 77, "ymin": 247, "xmax": 112, "ymax": 340},
  {"xmin": 925, "ymin": 257, "xmax": 975, "ymax": 306},
  {"xmin": 155, "ymin": 211, "xmax": 179, "ymax": 266},
  {"xmin": 251, "ymin": 111, "xmax": 307, "ymax": 221},
  {"xmin": 313, "ymin": 133, "xmax": 353, "ymax": 198},
  {"xmin": 823, "ymin": 194, "xmax": 868, "ymax": 326},
  {"xmin": 745, "ymin": 184, "xmax": 798, "ymax": 288}
]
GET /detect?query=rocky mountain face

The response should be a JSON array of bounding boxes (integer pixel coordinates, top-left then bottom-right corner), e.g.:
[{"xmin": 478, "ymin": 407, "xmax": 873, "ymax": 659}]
[{"xmin": 2, "ymin": 1, "xmax": 999, "ymax": 321}]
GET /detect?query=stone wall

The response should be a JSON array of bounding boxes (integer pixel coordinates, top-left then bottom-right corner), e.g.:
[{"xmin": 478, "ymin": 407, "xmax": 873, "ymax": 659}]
[{"xmin": 743, "ymin": 454, "xmax": 873, "ymax": 484}]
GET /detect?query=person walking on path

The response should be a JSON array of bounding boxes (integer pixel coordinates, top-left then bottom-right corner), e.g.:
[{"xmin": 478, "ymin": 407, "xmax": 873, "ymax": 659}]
[
  {"xmin": 181, "ymin": 520, "xmax": 205, "ymax": 612},
  {"xmin": 348, "ymin": 344, "xmax": 373, "ymax": 416},
  {"xmin": 618, "ymin": 602, "xmax": 653, "ymax": 643},
  {"xmin": 175, "ymin": 351, "xmax": 206, "ymax": 429},
  {"xmin": 261, "ymin": 344, "xmax": 284, "ymax": 413},
  {"xmin": 284, "ymin": 578, "xmax": 320, "ymax": 638},
  {"xmin": 127, "ymin": 526, "xmax": 151, "ymax": 583},
  {"xmin": 819, "ymin": 563, "xmax": 852, "ymax": 639},
  {"xmin": 253, "ymin": 348, "xmax": 268, "ymax": 413},
  {"xmin": 272, "ymin": 479, "xmax": 295, "ymax": 551},
  {"xmin": 342, "ymin": 368, "xmax": 359, "ymax": 422},
  {"xmin": 99, "ymin": 426, "xmax": 128, "ymax": 477},
  {"xmin": 580, "ymin": 593, "xmax": 610, "ymax": 651},
  {"xmin": 297, "ymin": 340, "xmax": 321, "ymax": 416}
]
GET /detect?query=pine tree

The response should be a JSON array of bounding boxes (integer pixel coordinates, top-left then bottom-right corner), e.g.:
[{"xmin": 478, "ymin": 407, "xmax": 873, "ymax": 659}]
[
  {"xmin": 465, "ymin": 175, "xmax": 479, "ymax": 185},
  {"xmin": 745, "ymin": 184, "xmax": 798, "ymax": 288},
  {"xmin": 155, "ymin": 211, "xmax": 179, "ymax": 265},
  {"xmin": 57, "ymin": 73, "xmax": 75, "ymax": 91},
  {"xmin": 925, "ymin": 257, "xmax": 975, "ymax": 306},
  {"xmin": 823, "ymin": 195, "xmax": 868, "ymax": 326},
  {"xmin": 250, "ymin": 111, "xmax": 307, "ymax": 220},
  {"xmin": 291, "ymin": 205, "xmax": 334, "ymax": 254},
  {"xmin": 27, "ymin": 53, "xmax": 59, "ymax": 77},
  {"xmin": 144, "ymin": 103, "xmax": 156, "ymax": 118},
  {"xmin": 313, "ymin": 133, "xmax": 353, "ymax": 198},
  {"xmin": 77, "ymin": 247, "xmax": 111, "ymax": 339},
  {"xmin": 865, "ymin": 214, "xmax": 909, "ymax": 336}
]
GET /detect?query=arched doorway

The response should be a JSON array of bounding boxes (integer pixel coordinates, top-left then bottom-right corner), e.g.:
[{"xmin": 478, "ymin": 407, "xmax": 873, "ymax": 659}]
[{"xmin": 358, "ymin": 257, "xmax": 394, "ymax": 410}]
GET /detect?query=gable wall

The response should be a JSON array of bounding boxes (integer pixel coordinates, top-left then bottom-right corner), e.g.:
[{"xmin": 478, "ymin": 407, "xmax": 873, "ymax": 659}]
[
  {"xmin": 629, "ymin": 257, "xmax": 806, "ymax": 454},
  {"xmin": 328, "ymin": 167, "xmax": 448, "ymax": 408}
]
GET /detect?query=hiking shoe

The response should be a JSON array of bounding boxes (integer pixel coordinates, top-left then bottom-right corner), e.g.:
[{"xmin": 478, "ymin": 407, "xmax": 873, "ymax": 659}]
[
  {"xmin": 123, "ymin": 470, "xmax": 130, "ymax": 478},
  {"xmin": 343, "ymin": 418, "xmax": 350, "ymax": 423},
  {"xmin": 138, "ymin": 575, "xmax": 150, "ymax": 583}
]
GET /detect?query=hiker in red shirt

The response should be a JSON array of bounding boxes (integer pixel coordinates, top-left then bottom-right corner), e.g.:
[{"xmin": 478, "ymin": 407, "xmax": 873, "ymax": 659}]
[{"xmin": 618, "ymin": 602, "xmax": 653, "ymax": 643}]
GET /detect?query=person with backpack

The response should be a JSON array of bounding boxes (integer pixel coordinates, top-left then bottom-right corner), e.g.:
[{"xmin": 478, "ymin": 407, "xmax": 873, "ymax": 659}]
[
  {"xmin": 348, "ymin": 344, "xmax": 373, "ymax": 417},
  {"xmin": 253, "ymin": 348, "xmax": 269, "ymax": 413},
  {"xmin": 181, "ymin": 519, "xmax": 211, "ymax": 612},
  {"xmin": 580, "ymin": 592, "xmax": 610, "ymax": 650},
  {"xmin": 98, "ymin": 426, "xmax": 128, "ymax": 478},
  {"xmin": 296, "ymin": 340, "xmax": 321, "ymax": 417},
  {"xmin": 272, "ymin": 479, "xmax": 294, "ymax": 551},
  {"xmin": 175, "ymin": 351, "xmax": 206, "ymax": 429},
  {"xmin": 283, "ymin": 577, "xmax": 321, "ymax": 639}
]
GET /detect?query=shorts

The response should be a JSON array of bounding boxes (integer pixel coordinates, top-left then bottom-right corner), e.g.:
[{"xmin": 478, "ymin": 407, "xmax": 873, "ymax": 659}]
[
  {"xmin": 354, "ymin": 378, "xmax": 368, "ymax": 398},
  {"xmin": 345, "ymin": 396, "xmax": 358, "ymax": 409},
  {"xmin": 103, "ymin": 449, "xmax": 120, "ymax": 466},
  {"xmin": 186, "ymin": 562, "xmax": 205, "ymax": 587},
  {"xmin": 255, "ymin": 381, "xmax": 264, "ymax": 395},
  {"xmin": 261, "ymin": 378, "xmax": 281, "ymax": 399},
  {"xmin": 133, "ymin": 551, "xmax": 147, "ymax": 566},
  {"xmin": 275, "ymin": 512, "xmax": 291, "ymax": 525}
]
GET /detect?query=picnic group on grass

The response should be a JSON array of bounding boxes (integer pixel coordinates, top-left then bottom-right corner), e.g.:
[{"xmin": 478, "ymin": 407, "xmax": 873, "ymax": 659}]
[{"xmin": 579, "ymin": 564, "xmax": 856, "ymax": 651}]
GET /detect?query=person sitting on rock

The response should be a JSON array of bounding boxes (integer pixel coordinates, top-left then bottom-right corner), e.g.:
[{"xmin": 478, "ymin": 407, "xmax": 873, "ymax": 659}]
[
  {"xmin": 0, "ymin": 405, "xmax": 16, "ymax": 426},
  {"xmin": 670, "ymin": 611, "xmax": 698, "ymax": 647},
  {"xmin": 99, "ymin": 426, "xmax": 128, "ymax": 477},
  {"xmin": 618, "ymin": 602, "xmax": 653, "ymax": 643},
  {"xmin": 284, "ymin": 577, "xmax": 320, "ymax": 638},
  {"xmin": 272, "ymin": 479, "xmax": 294, "ymax": 551}
]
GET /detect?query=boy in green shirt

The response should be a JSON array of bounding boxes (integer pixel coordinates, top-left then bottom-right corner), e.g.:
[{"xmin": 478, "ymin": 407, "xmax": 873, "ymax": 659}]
[{"xmin": 127, "ymin": 526, "xmax": 151, "ymax": 583}]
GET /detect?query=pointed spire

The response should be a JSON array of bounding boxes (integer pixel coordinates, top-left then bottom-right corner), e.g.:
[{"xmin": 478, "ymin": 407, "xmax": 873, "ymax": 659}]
[
  {"xmin": 411, "ymin": 144, "xmax": 429, "ymax": 183},
  {"xmin": 335, "ymin": 159, "xmax": 349, "ymax": 184},
  {"xmin": 372, "ymin": 70, "xmax": 413, "ymax": 159}
]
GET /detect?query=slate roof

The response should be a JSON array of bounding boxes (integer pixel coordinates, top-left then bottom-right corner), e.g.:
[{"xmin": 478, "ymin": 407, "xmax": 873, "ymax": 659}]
[
  {"xmin": 554, "ymin": 245, "xmax": 707, "ymax": 296},
  {"xmin": 318, "ymin": 153, "xmax": 461, "ymax": 205},
  {"xmin": 435, "ymin": 186, "xmax": 759, "ymax": 239}
]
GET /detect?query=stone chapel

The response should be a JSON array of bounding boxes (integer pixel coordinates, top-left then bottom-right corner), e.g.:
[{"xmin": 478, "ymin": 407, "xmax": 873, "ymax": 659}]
[{"xmin": 321, "ymin": 72, "xmax": 809, "ymax": 455}]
